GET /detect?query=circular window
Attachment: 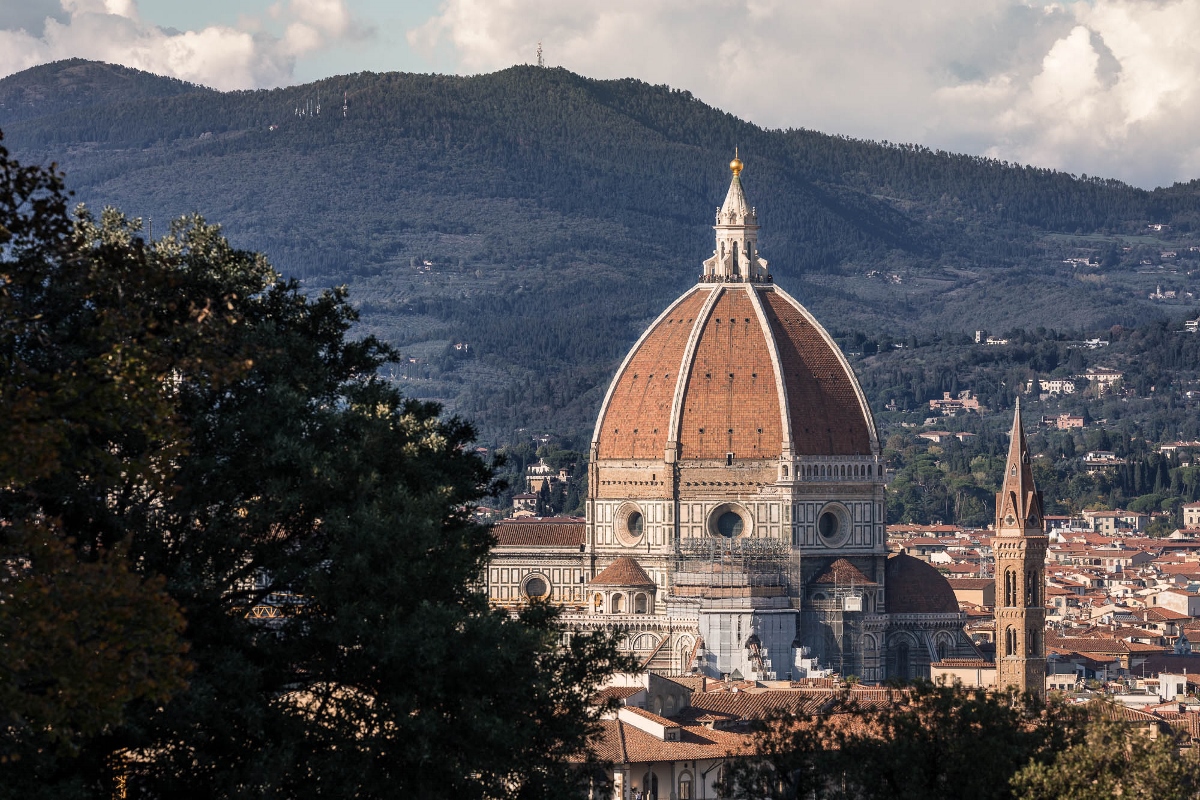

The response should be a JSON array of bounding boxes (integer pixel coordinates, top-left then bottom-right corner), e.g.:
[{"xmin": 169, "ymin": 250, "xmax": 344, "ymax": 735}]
[
  {"xmin": 816, "ymin": 503, "xmax": 851, "ymax": 547},
  {"xmin": 615, "ymin": 503, "xmax": 646, "ymax": 547},
  {"xmin": 523, "ymin": 575, "xmax": 549, "ymax": 599},
  {"xmin": 716, "ymin": 511, "xmax": 744, "ymax": 538}
]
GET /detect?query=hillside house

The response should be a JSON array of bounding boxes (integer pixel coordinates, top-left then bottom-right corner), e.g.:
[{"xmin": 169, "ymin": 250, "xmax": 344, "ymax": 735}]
[{"xmin": 928, "ymin": 391, "xmax": 981, "ymax": 416}]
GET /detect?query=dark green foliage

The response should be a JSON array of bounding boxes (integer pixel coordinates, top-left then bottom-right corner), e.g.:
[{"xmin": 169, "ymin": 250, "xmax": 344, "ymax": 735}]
[
  {"xmin": 719, "ymin": 686, "xmax": 1191, "ymax": 800},
  {"xmin": 0, "ymin": 141, "xmax": 633, "ymax": 798},
  {"xmin": 1012, "ymin": 706, "xmax": 1200, "ymax": 800}
]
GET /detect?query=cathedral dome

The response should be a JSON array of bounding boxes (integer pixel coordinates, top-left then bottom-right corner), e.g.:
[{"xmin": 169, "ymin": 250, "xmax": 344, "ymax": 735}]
[
  {"xmin": 591, "ymin": 283, "xmax": 876, "ymax": 461},
  {"xmin": 591, "ymin": 157, "xmax": 876, "ymax": 465},
  {"xmin": 884, "ymin": 553, "xmax": 960, "ymax": 614}
]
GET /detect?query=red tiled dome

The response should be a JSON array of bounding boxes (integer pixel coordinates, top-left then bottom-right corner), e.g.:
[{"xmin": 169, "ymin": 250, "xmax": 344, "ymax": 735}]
[
  {"xmin": 592, "ymin": 283, "xmax": 876, "ymax": 461},
  {"xmin": 590, "ymin": 556, "xmax": 657, "ymax": 588},
  {"xmin": 885, "ymin": 553, "xmax": 960, "ymax": 614}
]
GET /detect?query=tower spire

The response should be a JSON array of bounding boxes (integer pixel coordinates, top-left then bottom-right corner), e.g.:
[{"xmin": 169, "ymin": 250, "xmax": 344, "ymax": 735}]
[
  {"xmin": 998, "ymin": 398, "xmax": 1041, "ymax": 531},
  {"xmin": 994, "ymin": 398, "xmax": 1047, "ymax": 698},
  {"xmin": 701, "ymin": 152, "xmax": 768, "ymax": 282}
]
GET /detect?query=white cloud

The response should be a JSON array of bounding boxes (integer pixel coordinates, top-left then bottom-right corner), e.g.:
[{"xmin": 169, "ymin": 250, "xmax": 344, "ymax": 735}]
[
  {"xmin": 410, "ymin": 0, "xmax": 1200, "ymax": 188},
  {"xmin": 0, "ymin": 0, "xmax": 363, "ymax": 91}
]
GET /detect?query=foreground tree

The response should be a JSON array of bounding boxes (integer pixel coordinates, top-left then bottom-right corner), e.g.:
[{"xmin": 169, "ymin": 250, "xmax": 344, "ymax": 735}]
[
  {"xmin": 0, "ymin": 136, "xmax": 631, "ymax": 799},
  {"xmin": 721, "ymin": 682, "xmax": 1086, "ymax": 800},
  {"xmin": 1012, "ymin": 704, "xmax": 1200, "ymax": 800}
]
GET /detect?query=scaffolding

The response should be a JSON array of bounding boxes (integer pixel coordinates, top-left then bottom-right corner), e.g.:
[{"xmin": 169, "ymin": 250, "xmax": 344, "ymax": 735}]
[
  {"xmin": 670, "ymin": 537, "xmax": 795, "ymax": 593},
  {"xmin": 803, "ymin": 582, "xmax": 866, "ymax": 678}
]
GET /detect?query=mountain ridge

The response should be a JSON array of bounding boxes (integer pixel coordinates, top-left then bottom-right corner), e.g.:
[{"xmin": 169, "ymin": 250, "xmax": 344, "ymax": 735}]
[{"xmin": 2, "ymin": 59, "xmax": 1198, "ymax": 444}]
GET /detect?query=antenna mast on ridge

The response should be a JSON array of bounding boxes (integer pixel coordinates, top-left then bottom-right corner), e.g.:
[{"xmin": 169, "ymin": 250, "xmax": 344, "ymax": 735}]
[{"xmin": 537, "ymin": 41, "xmax": 544, "ymax": 68}]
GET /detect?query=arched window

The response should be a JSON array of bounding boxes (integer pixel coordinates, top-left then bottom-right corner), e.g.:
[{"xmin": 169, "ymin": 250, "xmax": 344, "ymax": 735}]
[
  {"xmin": 1005, "ymin": 569, "xmax": 1017, "ymax": 607},
  {"xmin": 1028, "ymin": 628, "xmax": 1039, "ymax": 656},
  {"xmin": 634, "ymin": 593, "xmax": 648, "ymax": 614},
  {"xmin": 1026, "ymin": 570, "xmax": 1037, "ymax": 605},
  {"xmin": 679, "ymin": 773, "xmax": 693, "ymax": 800},
  {"xmin": 1005, "ymin": 627, "xmax": 1017, "ymax": 656},
  {"xmin": 611, "ymin": 593, "xmax": 624, "ymax": 614},
  {"xmin": 594, "ymin": 593, "xmax": 604, "ymax": 613},
  {"xmin": 782, "ymin": 464, "xmax": 789, "ymax": 478},
  {"xmin": 937, "ymin": 640, "xmax": 949, "ymax": 662},
  {"xmin": 665, "ymin": 694, "xmax": 676, "ymax": 714}
]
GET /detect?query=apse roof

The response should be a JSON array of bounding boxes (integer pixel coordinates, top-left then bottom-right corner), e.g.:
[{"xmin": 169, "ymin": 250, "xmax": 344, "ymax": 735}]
[
  {"xmin": 885, "ymin": 553, "xmax": 961, "ymax": 615},
  {"xmin": 591, "ymin": 556, "xmax": 657, "ymax": 588}
]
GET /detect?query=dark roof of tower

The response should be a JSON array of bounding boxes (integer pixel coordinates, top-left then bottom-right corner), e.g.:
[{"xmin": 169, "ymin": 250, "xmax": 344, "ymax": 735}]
[
  {"xmin": 591, "ymin": 556, "xmax": 657, "ymax": 588},
  {"xmin": 885, "ymin": 553, "xmax": 960, "ymax": 614}
]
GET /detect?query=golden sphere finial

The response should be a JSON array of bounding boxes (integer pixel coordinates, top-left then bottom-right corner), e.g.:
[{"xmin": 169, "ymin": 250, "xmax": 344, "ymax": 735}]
[{"xmin": 730, "ymin": 146, "xmax": 743, "ymax": 177}]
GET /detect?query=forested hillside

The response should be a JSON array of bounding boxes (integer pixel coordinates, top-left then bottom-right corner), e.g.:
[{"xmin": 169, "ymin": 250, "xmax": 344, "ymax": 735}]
[{"xmin": 3, "ymin": 59, "xmax": 1199, "ymax": 451}]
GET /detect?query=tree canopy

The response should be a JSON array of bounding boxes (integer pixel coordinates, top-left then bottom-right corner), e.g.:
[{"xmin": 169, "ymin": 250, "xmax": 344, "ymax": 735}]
[{"xmin": 0, "ymin": 135, "xmax": 631, "ymax": 799}]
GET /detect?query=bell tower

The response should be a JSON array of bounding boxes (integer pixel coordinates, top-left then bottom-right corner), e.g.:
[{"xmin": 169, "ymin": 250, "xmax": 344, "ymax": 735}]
[{"xmin": 993, "ymin": 399, "xmax": 1047, "ymax": 697}]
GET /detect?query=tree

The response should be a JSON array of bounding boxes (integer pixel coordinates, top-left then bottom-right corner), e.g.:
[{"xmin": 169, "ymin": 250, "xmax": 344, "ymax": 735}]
[
  {"xmin": 1, "ymin": 136, "xmax": 204, "ymax": 781},
  {"xmin": 720, "ymin": 682, "xmax": 1085, "ymax": 800},
  {"xmin": 1012, "ymin": 704, "xmax": 1200, "ymax": 800},
  {"xmin": 0, "ymin": 138, "xmax": 632, "ymax": 798}
]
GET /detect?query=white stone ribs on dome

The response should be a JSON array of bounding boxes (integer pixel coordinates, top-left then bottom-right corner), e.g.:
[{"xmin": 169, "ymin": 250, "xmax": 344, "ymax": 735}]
[
  {"xmin": 590, "ymin": 284, "xmax": 705, "ymax": 454},
  {"xmin": 665, "ymin": 285, "xmax": 723, "ymax": 460},
  {"xmin": 769, "ymin": 284, "xmax": 881, "ymax": 456},
  {"xmin": 744, "ymin": 284, "xmax": 794, "ymax": 460}
]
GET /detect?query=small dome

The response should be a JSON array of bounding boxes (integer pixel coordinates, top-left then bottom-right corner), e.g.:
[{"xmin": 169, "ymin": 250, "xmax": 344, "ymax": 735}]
[
  {"xmin": 885, "ymin": 553, "xmax": 960, "ymax": 614},
  {"xmin": 590, "ymin": 556, "xmax": 656, "ymax": 588}
]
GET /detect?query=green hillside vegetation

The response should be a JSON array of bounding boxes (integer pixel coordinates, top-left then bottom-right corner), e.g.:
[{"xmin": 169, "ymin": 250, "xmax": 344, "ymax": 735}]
[
  {"xmin": 854, "ymin": 321, "xmax": 1200, "ymax": 528},
  {"xmin": 0, "ymin": 58, "xmax": 210, "ymax": 124},
  {"xmin": 3, "ymin": 59, "xmax": 1199, "ymax": 468}
]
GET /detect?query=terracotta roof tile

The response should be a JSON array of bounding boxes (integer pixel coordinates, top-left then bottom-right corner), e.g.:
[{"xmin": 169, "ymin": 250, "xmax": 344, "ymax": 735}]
[
  {"xmin": 596, "ymin": 289, "xmax": 709, "ymax": 460},
  {"xmin": 760, "ymin": 289, "xmax": 872, "ymax": 455},
  {"xmin": 678, "ymin": 287, "xmax": 783, "ymax": 460},
  {"xmin": 885, "ymin": 553, "xmax": 960, "ymax": 614},
  {"xmin": 493, "ymin": 518, "xmax": 584, "ymax": 547},
  {"xmin": 588, "ymin": 719, "xmax": 756, "ymax": 764},
  {"xmin": 591, "ymin": 556, "xmax": 656, "ymax": 588},
  {"xmin": 595, "ymin": 285, "xmax": 876, "ymax": 463},
  {"xmin": 812, "ymin": 558, "xmax": 876, "ymax": 585}
]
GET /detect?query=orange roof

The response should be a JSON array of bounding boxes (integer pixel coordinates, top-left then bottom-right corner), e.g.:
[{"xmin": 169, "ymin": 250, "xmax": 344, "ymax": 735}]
[
  {"xmin": 589, "ymin": 718, "xmax": 755, "ymax": 764},
  {"xmin": 811, "ymin": 558, "xmax": 875, "ymax": 585},
  {"xmin": 593, "ymin": 285, "xmax": 875, "ymax": 461},
  {"xmin": 591, "ymin": 556, "xmax": 656, "ymax": 588},
  {"xmin": 493, "ymin": 518, "xmax": 584, "ymax": 547},
  {"xmin": 885, "ymin": 553, "xmax": 960, "ymax": 614}
]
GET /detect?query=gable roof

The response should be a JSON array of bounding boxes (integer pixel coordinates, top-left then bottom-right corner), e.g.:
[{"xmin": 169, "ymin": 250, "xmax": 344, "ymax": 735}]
[{"xmin": 493, "ymin": 517, "xmax": 584, "ymax": 547}]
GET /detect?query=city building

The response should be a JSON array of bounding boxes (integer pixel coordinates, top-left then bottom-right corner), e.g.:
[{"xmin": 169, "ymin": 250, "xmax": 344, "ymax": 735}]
[{"xmin": 485, "ymin": 156, "xmax": 976, "ymax": 683}]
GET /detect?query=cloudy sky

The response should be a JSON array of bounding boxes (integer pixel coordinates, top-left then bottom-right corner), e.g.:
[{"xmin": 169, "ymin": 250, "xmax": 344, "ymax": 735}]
[{"xmin": 2, "ymin": 0, "xmax": 1198, "ymax": 189}]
